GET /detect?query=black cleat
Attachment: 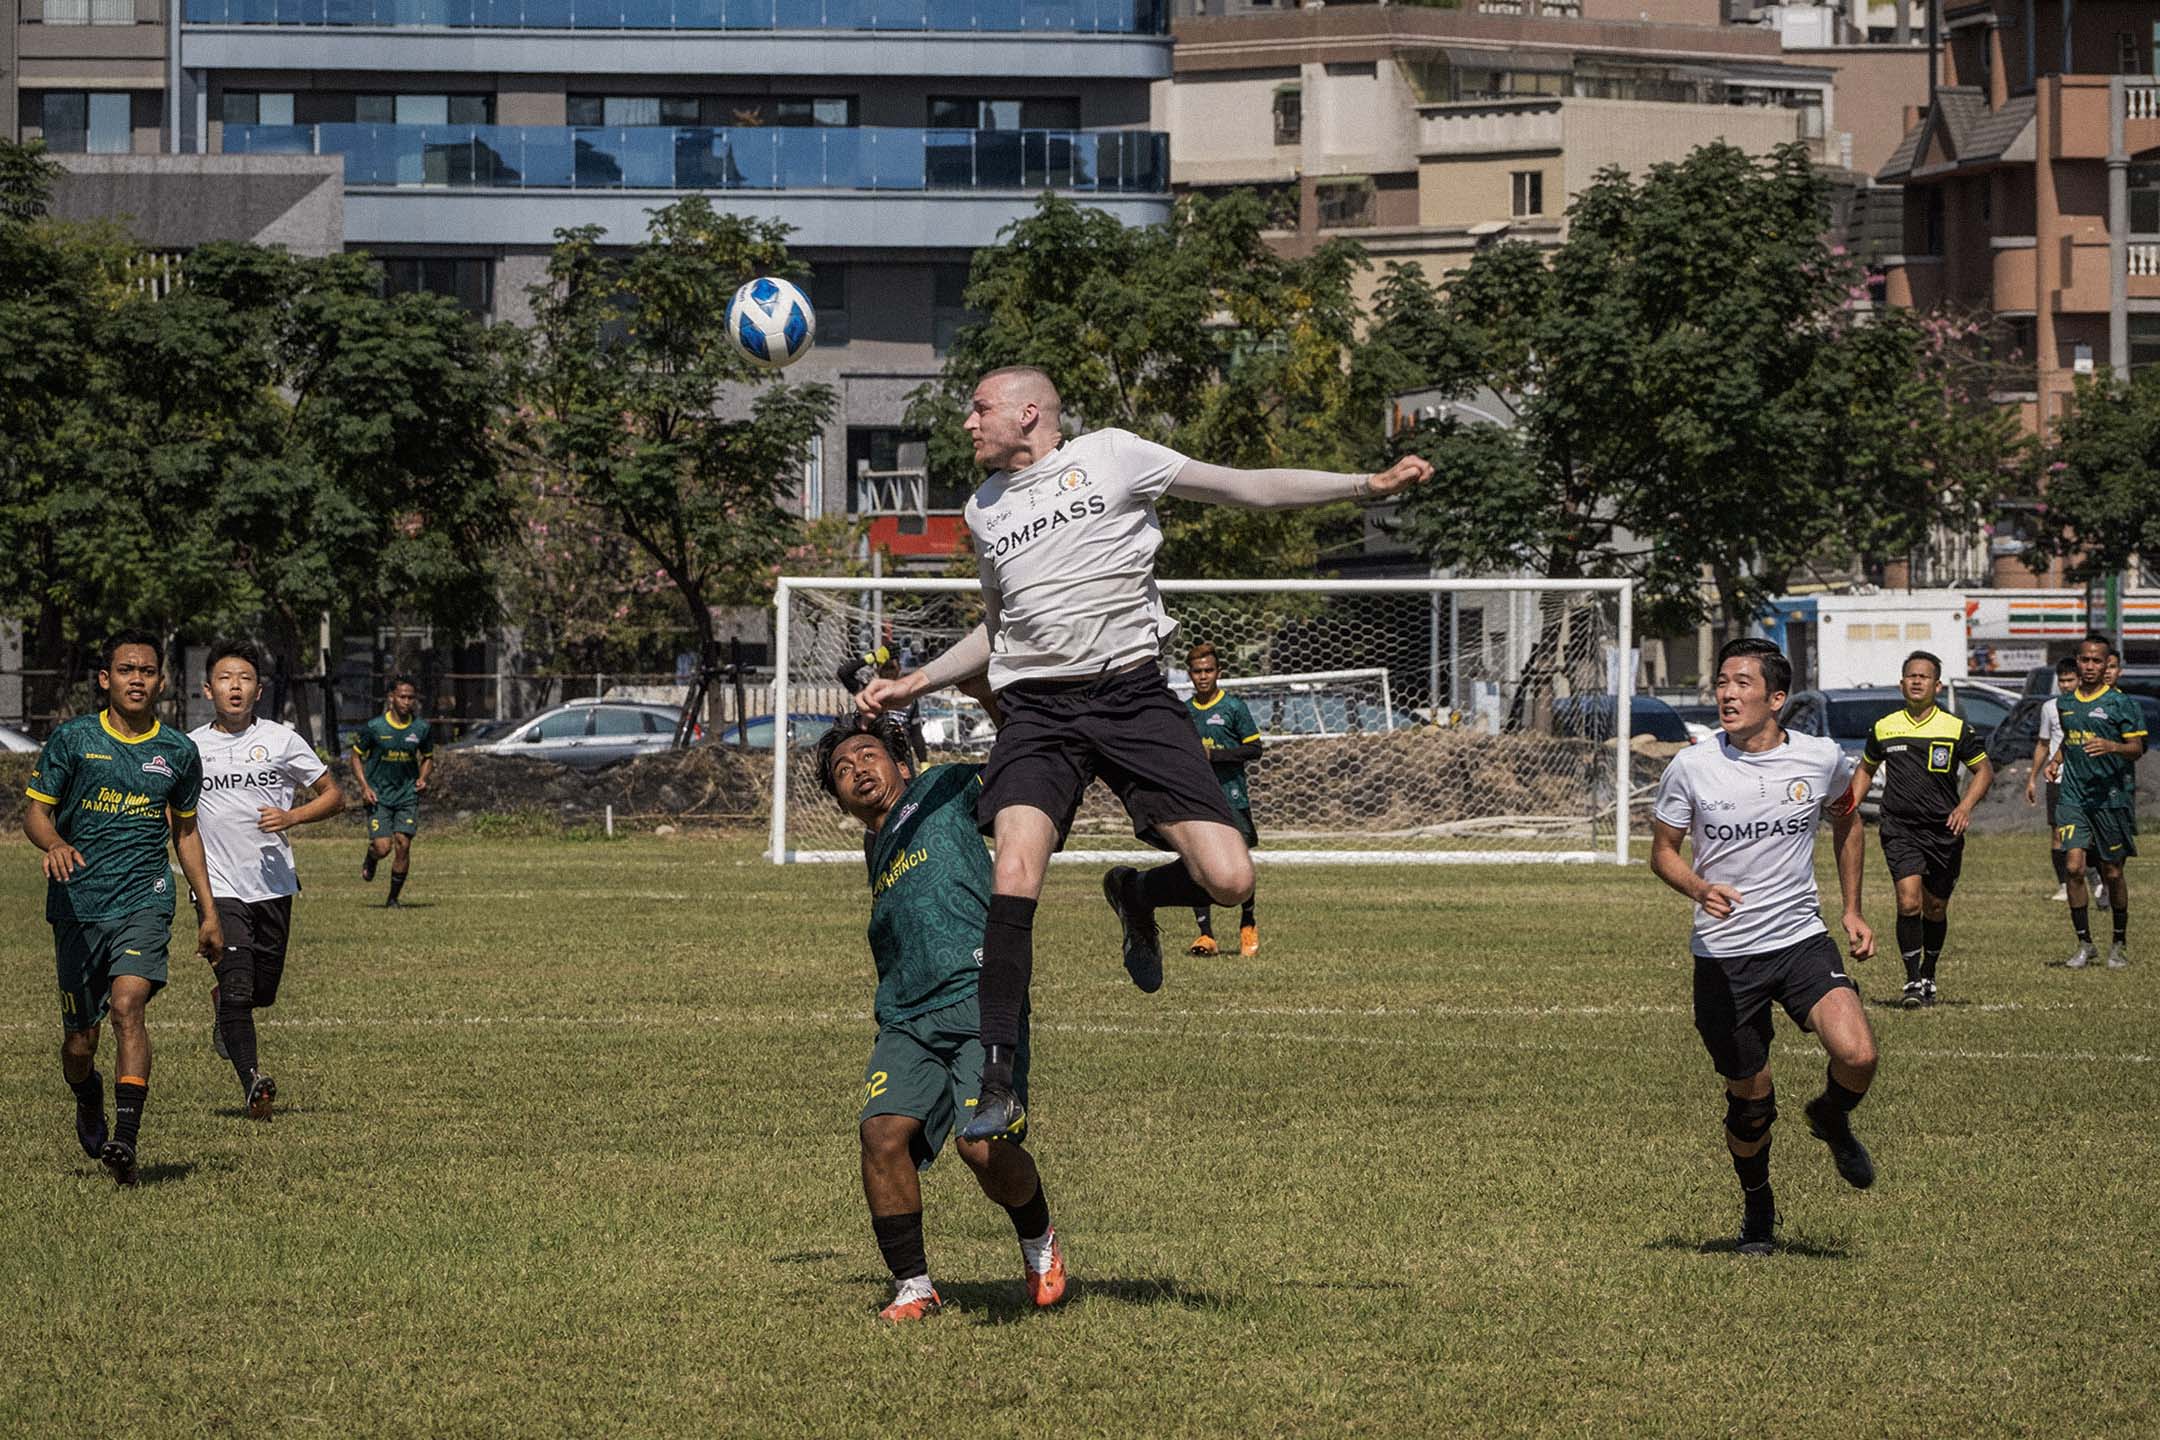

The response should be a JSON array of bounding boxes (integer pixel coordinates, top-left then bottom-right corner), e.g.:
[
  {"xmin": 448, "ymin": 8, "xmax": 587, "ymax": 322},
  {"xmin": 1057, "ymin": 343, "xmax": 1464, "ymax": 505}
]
[
  {"xmin": 246, "ymin": 1071, "xmax": 277, "ymax": 1122},
  {"xmin": 958, "ymin": 1084, "xmax": 1029, "ymax": 1144},
  {"xmin": 384, "ymin": 897, "xmax": 402, "ymax": 910},
  {"xmin": 362, "ymin": 850, "xmax": 378, "ymax": 883},
  {"xmin": 1736, "ymin": 1199, "xmax": 1778, "ymax": 1257},
  {"xmin": 1102, "ymin": 866, "xmax": 1162, "ymax": 993},
  {"xmin": 100, "ymin": 1138, "xmax": 139, "ymax": 1188},
  {"xmin": 1900, "ymin": 980, "xmax": 1923, "ymax": 1009},
  {"xmin": 74, "ymin": 1079, "xmax": 107, "ymax": 1161},
  {"xmin": 1805, "ymin": 1096, "xmax": 1876, "ymax": 1190}
]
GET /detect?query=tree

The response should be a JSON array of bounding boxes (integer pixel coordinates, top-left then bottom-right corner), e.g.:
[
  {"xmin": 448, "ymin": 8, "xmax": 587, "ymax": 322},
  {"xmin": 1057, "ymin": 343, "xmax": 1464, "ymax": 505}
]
[
  {"xmin": 1375, "ymin": 142, "xmax": 2019, "ymax": 633},
  {"xmin": 2038, "ymin": 366, "xmax": 2160, "ymax": 582},
  {"xmin": 906, "ymin": 191, "xmax": 1372, "ymax": 579},
  {"xmin": 512, "ymin": 196, "xmax": 834, "ymax": 666}
]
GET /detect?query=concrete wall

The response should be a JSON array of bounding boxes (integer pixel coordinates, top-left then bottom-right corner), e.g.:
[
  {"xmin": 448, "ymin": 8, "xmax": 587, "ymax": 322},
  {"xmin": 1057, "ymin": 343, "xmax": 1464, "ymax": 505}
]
[
  {"xmin": 51, "ymin": 154, "xmax": 345, "ymax": 255},
  {"xmin": 1559, "ymin": 97, "xmax": 1803, "ymax": 198},
  {"xmin": 1785, "ymin": 43, "xmax": 1929, "ymax": 175},
  {"xmin": 1155, "ymin": 69, "xmax": 1300, "ymax": 186},
  {"xmin": 1579, "ymin": 0, "xmax": 1724, "ymax": 24}
]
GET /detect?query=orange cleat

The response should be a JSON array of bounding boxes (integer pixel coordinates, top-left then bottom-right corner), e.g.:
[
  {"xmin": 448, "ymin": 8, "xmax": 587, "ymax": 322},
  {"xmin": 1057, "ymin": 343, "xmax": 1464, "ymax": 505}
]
[
  {"xmin": 878, "ymin": 1287, "xmax": 942, "ymax": 1323},
  {"xmin": 1239, "ymin": 923, "xmax": 1259, "ymax": 957},
  {"xmin": 1025, "ymin": 1230, "xmax": 1068, "ymax": 1308},
  {"xmin": 1187, "ymin": 934, "xmax": 1218, "ymax": 956}
]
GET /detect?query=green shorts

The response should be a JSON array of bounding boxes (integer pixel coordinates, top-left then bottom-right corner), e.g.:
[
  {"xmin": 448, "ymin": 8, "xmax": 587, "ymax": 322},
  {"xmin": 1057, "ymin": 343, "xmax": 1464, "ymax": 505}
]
[
  {"xmin": 2058, "ymin": 805, "xmax": 2138, "ymax": 866},
  {"xmin": 53, "ymin": 908, "xmax": 171, "ymax": 1033},
  {"xmin": 369, "ymin": 802, "xmax": 420, "ymax": 837},
  {"xmin": 859, "ymin": 996, "xmax": 1030, "ymax": 1168}
]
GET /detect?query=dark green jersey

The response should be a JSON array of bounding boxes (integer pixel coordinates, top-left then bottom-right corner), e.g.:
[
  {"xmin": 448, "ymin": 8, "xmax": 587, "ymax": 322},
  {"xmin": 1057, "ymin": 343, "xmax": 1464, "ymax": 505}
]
[
  {"xmin": 1187, "ymin": 690, "xmax": 1260, "ymax": 811},
  {"xmin": 2056, "ymin": 687, "xmax": 2146, "ymax": 812},
  {"xmin": 352, "ymin": 712, "xmax": 434, "ymax": 806},
  {"xmin": 864, "ymin": 763, "xmax": 991, "ymax": 1027},
  {"xmin": 1862, "ymin": 705, "xmax": 1987, "ymax": 830},
  {"xmin": 26, "ymin": 711, "xmax": 202, "ymax": 924}
]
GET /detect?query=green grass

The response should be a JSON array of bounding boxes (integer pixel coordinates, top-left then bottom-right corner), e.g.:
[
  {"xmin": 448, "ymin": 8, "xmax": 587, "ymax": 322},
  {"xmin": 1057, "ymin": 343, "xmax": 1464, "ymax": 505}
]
[{"xmin": 1, "ymin": 830, "xmax": 2155, "ymax": 1437}]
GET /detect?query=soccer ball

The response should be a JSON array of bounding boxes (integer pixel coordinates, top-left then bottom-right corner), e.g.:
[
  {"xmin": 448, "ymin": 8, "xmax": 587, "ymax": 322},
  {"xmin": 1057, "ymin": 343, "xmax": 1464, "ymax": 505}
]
[{"xmin": 726, "ymin": 275, "xmax": 815, "ymax": 370}]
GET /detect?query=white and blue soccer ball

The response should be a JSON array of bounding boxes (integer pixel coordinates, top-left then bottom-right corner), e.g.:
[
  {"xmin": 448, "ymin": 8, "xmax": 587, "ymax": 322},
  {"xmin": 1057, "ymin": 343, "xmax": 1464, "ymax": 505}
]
[{"xmin": 726, "ymin": 275, "xmax": 816, "ymax": 370}]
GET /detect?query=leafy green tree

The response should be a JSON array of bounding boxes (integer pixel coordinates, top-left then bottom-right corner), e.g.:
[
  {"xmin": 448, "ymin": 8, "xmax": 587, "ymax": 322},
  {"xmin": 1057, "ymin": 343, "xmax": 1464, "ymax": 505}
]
[
  {"xmin": 511, "ymin": 197, "xmax": 834, "ymax": 664},
  {"xmin": 907, "ymin": 191, "xmax": 1371, "ymax": 578},
  {"xmin": 1373, "ymin": 143, "xmax": 2019, "ymax": 632},
  {"xmin": 2039, "ymin": 366, "xmax": 2160, "ymax": 582}
]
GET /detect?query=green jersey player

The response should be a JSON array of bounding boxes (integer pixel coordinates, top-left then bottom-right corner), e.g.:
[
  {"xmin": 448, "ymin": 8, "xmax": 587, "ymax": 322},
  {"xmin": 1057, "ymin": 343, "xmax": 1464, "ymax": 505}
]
[
  {"xmin": 349, "ymin": 675, "xmax": 434, "ymax": 908},
  {"xmin": 1183, "ymin": 642, "xmax": 1263, "ymax": 957},
  {"xmin": 816, "ymin": 715, "xmax": 1066, "ymax": 1322},
  {"xmin": 22, "ymin": 631, "xmax": 222, "ymax": 1186},
  {"xmin": 2049, "ymin": 634, "xmax": 2146, "ymax": 969}
]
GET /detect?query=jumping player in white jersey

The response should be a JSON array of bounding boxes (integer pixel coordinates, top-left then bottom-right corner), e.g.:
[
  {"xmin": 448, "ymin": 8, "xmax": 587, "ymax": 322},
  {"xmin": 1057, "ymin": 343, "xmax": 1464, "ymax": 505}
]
[
  {"xmin": 189, "ymin": 641, "xmax": 345, "ymax": 1119},
  {"xmin": 858, "ymin": 365, "xmax": 1433, "ymax": 1140},
  {"xmin": 1650, "ymin": 637, "xmax": 1881, "ymax": 1256}
]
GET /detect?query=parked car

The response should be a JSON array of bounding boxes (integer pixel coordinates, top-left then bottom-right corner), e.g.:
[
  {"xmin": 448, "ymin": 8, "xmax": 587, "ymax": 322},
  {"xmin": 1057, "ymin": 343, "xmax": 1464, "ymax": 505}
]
[
  {"xmin": 2021, "ymin": 662, "xmax": 2160, "ymax": 701},
  {"xmin": 1666, "ymin": 702, "xmax": 1720, "ymax": 746},
  {"xmin": 1551, "ymin": 694, "xmax": 1692, "ymax": 745},
  {"xmin": 459, "ymin": 698, "xmax": 694, "ymax": 770},
  {"xmin": 0, "ymin": 724, "xmax": 39, "ymax": 753},
  {"xmin": 1781, "ymin": 682, "xmax": 2002, "ymax": 759},
  {"xmin": 714, "ymin": 713, "xmax": 842, "ymax": 751}
]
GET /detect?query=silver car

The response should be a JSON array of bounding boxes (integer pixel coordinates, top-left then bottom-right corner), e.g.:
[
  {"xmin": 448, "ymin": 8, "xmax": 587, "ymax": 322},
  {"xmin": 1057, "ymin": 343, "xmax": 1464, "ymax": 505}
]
[{"xmin": 457, "ymin": 698, "xmax": 692, "ymax": 770}]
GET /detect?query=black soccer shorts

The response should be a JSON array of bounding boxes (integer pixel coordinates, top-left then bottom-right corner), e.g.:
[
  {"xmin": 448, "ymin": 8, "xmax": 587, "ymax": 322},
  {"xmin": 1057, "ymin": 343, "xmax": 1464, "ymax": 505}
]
[
  {"xmin": 1880, "ymin": 821, "xmax": 1966, "ymax": 900},
  {"xmin": 1692, "ymin": 933, "xmax": 1857, "ymax": 1080},
  {"xmin": 213, "ymin": 896, "xmax": 294, "ymax": 1011},
  {"xmin": 977, "ymin": 660, "xmax": 1238, "ymax": 849}
]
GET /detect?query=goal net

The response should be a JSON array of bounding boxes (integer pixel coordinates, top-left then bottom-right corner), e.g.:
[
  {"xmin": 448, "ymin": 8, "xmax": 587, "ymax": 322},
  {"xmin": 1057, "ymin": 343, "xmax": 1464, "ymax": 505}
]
[{"xmin": 770, "ymin": 577, "xmax": 1634, "ymax": 865}]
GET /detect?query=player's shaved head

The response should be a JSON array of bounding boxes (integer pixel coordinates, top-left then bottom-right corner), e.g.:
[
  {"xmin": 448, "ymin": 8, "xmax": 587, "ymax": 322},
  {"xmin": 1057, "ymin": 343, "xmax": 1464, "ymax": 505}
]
[{"xmin": 966, "ymin": 366, "xmax": 1064, "ymax": 473}]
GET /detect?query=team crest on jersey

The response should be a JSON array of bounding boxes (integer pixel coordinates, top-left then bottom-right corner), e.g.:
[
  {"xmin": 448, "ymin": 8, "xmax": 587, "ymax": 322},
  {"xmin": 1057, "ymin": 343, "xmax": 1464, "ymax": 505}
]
[
  {"xmin": 142, "ymin": 755, "xmax": 174, "ymax": 779},
  {"xmin": 892, "ymin": 802, "xmax": 920, "ymax": 829},
  {"xmin": 1057, "ymin": 467, "xmax": 1092, "ymax": 492},
  {"xmin": 1784, "ymin": 778, "xmax": 1813, "ymax": 804},
  {"xmin": 1929, "ymin": 742, "xmax": 1953, "ymax": 771},
  {"xmin": 154, "ymin": 875, "xmax": 168, "ymax": 893},
  {"xmin": 249, "ymin": 743, "xmax": 270, "ymax": 763}
]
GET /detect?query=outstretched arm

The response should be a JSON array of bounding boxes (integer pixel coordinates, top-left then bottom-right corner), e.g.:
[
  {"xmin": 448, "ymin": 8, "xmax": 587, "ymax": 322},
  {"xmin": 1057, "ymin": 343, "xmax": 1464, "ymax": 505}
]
[
  {"xmin": 1166, "ymin": 454, "xmax": 1434, "ymax": 511},
  {"xmin": 859, "ymin": 624, "xmax": 993, "ymax": 718}
]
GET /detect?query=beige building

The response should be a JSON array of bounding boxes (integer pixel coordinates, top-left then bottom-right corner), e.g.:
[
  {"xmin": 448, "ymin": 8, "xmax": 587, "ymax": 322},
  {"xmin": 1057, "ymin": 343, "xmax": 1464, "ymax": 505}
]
[
  {"xmin": 1159, "ymin": 3, "xmax": 1837, "ymax": 294},
  {"xmin": 1881, "ymin": 0, "xmax": 2160, "ymax": 587},
  {"xmin": 5, "ymin": 0, "xmax": 172, "ymax": 155}
]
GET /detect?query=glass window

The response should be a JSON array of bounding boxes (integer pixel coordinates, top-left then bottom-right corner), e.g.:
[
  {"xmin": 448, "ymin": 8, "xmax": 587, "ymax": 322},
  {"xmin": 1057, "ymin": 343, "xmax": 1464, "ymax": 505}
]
[
  {"xmin": 2131, "ymin": 315, "xmax": 2160, "ymax": 374},
  {"xmin": 1511, "ymin": 169, "xmax": 1543, "ymax": 217},
  {"xmin": 927, "ymin": 97, "xmax": 976, "ymax": 129},
  {"xmin": 567, "ymin": 95, "xmax": 603, "ymax": 126},
  {"xmin": 41, "ymin": 93, "xmax": 89, "ymax": 154},
  {"xmin": 1315, "ymin": 178, "xmax": 1373, "ymax": 230},
  {"xmin": 661, "ymin": 97, "xmax": 702, "ymax": 127},
  {"xmin": 45, "ymin": 0, "xmax": 91, "ymax": 22},
  {"xmin": 589, "ymin": 707, "xmax": 646, "ymax": 737},
  {"xmin": 222, "ymin": 93, "xmax": 259, "ymax": 126},
  {"xmin": 524, "ymin": 709, "xmax": 590, "ymax": 741},
  {"xmin": 812, "ymin": 98, "xmax": 852, "ymax": 127},
  {"xmin": 87, "ymin": 93, "xmax": 131, "ymax": 154},
  {"xmin": 397, "ymin": 95, "xmax": 450, "ymax": 126},
  {"xmin": 380, "ymin": 257, "xmax": 495, "ymax": 318},
  {"xmin": 357, "ymin": 95, "xmax": 395, "ymax": 124},
  {"xmin": 448, "ymin": 95, "xmax": 489, "ymax": 125},
  {"xmin": 1272, "ymin": 87, "xmax": 1301, "ymax": 146},
  {"xmin": 2132, "ymin": 164, "xmax": 2160, "ymax": 235},
  {"xmin": 931, "ymin": 262, "xmax": 978, "ymax": 354},
  {"xmin": 1019, "ymin": 98, "xmax": 1078, "ymax": 129},
  {"xmin": 226, "ymin": 92, "xmax": 295, "ymax": 126},
  {"xmin": 604, "ymin": 96, "xmax": 661, "ymax": 126},
  {"xmin": 808, "ymin": 264, "xmax": 847, "ymax": 345},
  {"xmin": 261, "ymin": 93, "xmax": 295, "ymax": 126}
]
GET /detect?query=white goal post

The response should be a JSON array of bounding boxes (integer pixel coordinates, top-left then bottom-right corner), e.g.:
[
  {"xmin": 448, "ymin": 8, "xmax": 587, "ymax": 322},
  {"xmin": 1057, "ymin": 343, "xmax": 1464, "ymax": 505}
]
[{"xmin": 769, "ymin": 576, "xmax": 1635, "ymax": 865}]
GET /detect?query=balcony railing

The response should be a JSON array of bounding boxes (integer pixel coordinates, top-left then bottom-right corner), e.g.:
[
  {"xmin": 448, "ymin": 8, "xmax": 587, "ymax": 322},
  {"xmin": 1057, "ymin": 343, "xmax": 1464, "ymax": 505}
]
[
  {"xmin": 2131, "ymin": 241, "xmax": 2160, "ymax": 277},
  {"xmin": 2130, "ymin": 81, "xmax": 2160, "ymax": 122},
  {"xmin": 222, "ymin": 123, "xmax": 1170, "ymax": 192},
  {"xmin": 183, "ymin": 0, "xmax": 1165, "ymax": 31}
]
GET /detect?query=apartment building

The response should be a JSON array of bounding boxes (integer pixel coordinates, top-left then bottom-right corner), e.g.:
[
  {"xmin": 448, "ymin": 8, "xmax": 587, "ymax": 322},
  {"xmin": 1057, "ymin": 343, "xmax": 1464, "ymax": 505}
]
[
  {"xmin": 1880, "ymin": 1, "xmax": 2160, "ymax": 586},
  {"xmin": 7, "ymin": 0, "xmax": 1175, "ymax": 558},
  {"xmin": 1158, "ymin": 0, "xmax": 1835, "ymax": 293}
]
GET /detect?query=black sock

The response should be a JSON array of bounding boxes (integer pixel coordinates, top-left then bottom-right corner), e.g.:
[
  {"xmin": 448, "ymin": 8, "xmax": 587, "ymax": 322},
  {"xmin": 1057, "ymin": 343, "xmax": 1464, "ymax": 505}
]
[
  {"xmin": 2072, "ymin": 905, "xmax": 2092, "ymax": 943},
  {"xmin": 1732, "ymin": 1140, "xmax": 1772, "ymax": 1196},
  {"xmin": 1895, "ymin": 915, "xmax": 1923, "ymax": 983},
  {"xmin": 1193, "ymin": 907, "xmax": 1212, "ymax": 936},
  {"xmin": 1137, "ymin": 861, "xmax": 1213, "ymax": 912},
  {"xmin": 1922, "ymin": 917, "xmax": 1947, "ymax": 982},
  {"xmin": 114, "ymin": 1079, "xmax": 147, "ymax": 1148},
  {"xmin": 2113, "ymin": 905, "xmax": 2129, "ymax": 944},
  {"xmin": 1005, "ymin": 1180, "xmax": 1051, "ymax": 1243},
  {"xmin": 2052, "ymin": 850, "xmax": 2070, "ymax": 885},
  {"xmin": 68, "ymin": 1069, "xmax": 102, "ymax": 1108},
  {"xmin": 387, "ymin": 870, "xmax": 407, "ymax": 903},
  {"xmin": 1240, "ymin": 899, "xmax": 1256, "ymax": 927},
  {"xmin": 978, "ymin": 895, "xmax": 1036, "ymax": 1059},
  {"xmin": 1818, "ymin": 1065, "xmax": 1866, "ymax": 1115},
  {"xmin": 870, "ymin": 1211, "xmax": 928, "ymax": 1283},
  {"xmin": 219, "ymin": 992, "xmax": 259, "ymax": 1088}
]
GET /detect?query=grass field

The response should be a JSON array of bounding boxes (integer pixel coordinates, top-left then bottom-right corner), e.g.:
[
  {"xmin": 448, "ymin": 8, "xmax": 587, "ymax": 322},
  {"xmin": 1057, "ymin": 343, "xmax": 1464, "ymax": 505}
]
[{"xmin": 2, "ymin": 827, "xmax": 2155, "ymax": 1438}]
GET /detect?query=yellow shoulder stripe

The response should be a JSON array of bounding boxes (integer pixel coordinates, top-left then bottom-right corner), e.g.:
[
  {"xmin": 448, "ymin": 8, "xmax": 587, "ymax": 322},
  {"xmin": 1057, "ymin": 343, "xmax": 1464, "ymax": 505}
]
[{"xmin": 1240, "ymin": 734, "xmax": 1262, "ymax": 743}]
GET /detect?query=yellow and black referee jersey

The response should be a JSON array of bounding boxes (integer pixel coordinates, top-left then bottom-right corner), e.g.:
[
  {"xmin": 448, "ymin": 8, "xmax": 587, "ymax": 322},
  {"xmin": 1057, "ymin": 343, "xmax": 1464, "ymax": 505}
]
[{"xmin": 1861, "ymin": 705, "xmax": 1988, "ymax": 829}]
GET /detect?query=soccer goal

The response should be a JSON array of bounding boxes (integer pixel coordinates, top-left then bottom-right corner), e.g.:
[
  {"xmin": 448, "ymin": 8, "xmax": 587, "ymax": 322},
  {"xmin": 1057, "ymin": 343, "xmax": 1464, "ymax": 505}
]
[{"xmin": 769, "ymin": 576, "xmax": 1635, "ymax": 865}]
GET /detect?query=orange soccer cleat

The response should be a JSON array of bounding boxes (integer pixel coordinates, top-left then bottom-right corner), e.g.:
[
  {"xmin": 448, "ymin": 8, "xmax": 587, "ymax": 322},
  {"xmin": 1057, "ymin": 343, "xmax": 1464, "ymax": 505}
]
[
  {"xmin": 1239, "ymin": 923, "xmax": 1259, "ymax": 957},
  {"xmin": 1024, "ymin": 1229, "xmax": 1068, "ymax": 1309},
  {"xmin": 1187, "ymin": 934, "xmax": 1219, "ymax": 956},
  {"xmin": 878, "ymin": 1287, "xmax": 943, "ymax": 1323}
]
